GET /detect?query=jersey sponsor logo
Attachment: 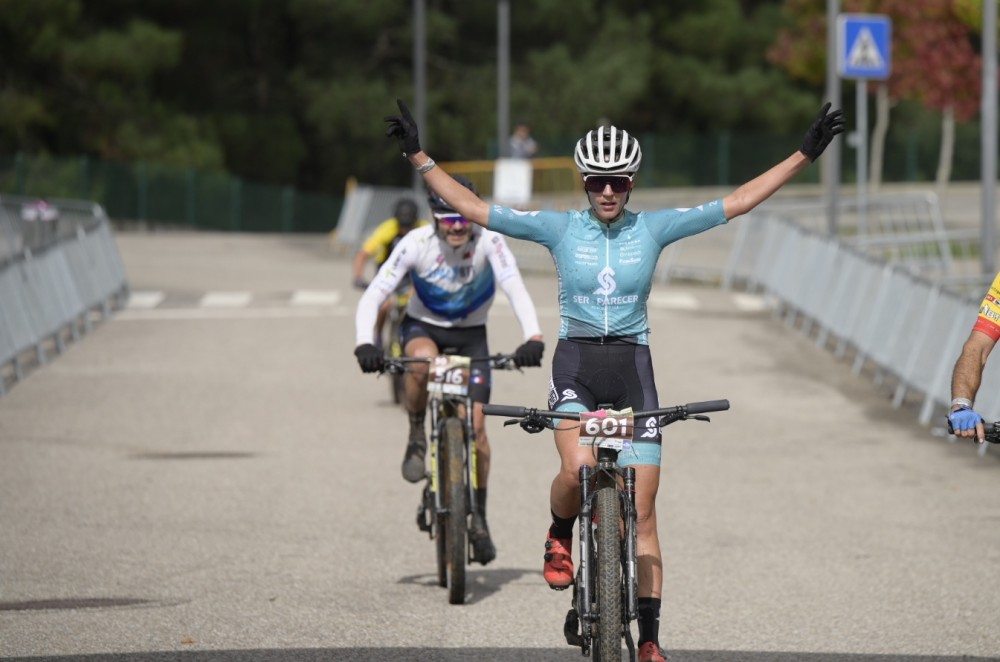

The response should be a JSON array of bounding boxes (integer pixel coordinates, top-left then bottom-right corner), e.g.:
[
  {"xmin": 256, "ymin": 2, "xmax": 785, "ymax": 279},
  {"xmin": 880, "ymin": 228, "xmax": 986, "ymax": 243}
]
[
  {"xmin": 980, "ymin": 303, "xmax": 1000, "ymax": 323},
  {"xmin": 491, "ymin": 235, "xmax": 510, "ymax": 269},
  {"xmin": 594, "ymin": 266, "xmax": 617, "ymax": 296},
  {"xmin": 598, "ymin": 294, "xmax": 639, "ymax": 305},
  {"xmin": 500, "ymin": 206, "xmax": 540, "ymax": 217}
]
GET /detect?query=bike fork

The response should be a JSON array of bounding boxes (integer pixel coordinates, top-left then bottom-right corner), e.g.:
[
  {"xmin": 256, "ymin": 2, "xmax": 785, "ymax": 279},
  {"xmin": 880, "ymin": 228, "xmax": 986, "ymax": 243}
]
[
  {"xmin": 622, "ymin": 465, "xmax": 638, "ymax": 661},
  {"xmin": 576, "ymin": 464, "xmax": 594, "ymax": 641},
  {"xmin": 621, "ymin": 465, "xmax": 638, "ymax": 621}
]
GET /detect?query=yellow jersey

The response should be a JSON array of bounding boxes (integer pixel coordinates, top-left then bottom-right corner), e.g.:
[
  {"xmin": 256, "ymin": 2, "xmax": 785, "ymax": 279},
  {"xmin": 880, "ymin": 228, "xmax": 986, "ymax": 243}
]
[{"xmin": 362, "ymin": 217, "xmax": 430, "ymax": 266}]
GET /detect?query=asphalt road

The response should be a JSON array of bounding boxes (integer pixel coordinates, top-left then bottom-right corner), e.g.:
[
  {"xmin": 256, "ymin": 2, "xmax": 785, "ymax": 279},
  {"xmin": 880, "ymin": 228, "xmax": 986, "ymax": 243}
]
[{"xmin": 1, "ymin": 231, "xmax": 999, "ymax": 662}]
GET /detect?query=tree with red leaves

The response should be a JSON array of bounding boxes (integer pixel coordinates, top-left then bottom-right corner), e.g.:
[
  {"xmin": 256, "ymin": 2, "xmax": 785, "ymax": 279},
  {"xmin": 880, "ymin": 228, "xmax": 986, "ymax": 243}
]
[{"xmin": 768, "ymin": 0, "xmax": 983, "ymax": 189}]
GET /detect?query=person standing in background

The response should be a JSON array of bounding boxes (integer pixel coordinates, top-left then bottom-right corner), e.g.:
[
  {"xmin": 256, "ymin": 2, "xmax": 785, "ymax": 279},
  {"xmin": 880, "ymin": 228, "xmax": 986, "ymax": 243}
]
[{"xmin": 509, "ymin": 122, "xmax": 538, "ymax": 159}]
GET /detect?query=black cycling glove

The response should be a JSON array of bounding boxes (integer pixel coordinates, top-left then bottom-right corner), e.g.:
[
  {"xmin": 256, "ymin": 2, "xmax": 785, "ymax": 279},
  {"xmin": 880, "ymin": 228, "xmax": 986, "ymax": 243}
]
[
  {"xmin": 799, "ymin": 102, "xmax": 846, "ymax": 162},
  {"xmin": 354, "ymin": 343, "xmax": 384, "ymax": 373},
  {"xmin": 384, "ymin": 98, "xmax": 422, "ymax": 155},
  {"xmin": 514, "ymin": 339, "xmax": 545, "ymax": 368}
]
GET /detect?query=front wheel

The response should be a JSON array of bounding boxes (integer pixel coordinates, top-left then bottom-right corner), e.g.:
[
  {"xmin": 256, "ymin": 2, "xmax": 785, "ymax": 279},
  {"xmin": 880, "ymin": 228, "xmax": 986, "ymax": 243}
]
[
  {"xmin": 441, "ymin": 417, "xmax": 468, "ymax": 604},
  {"xmin": 593, "ymin": 480, "xmax": 623, "ymax": 662}
]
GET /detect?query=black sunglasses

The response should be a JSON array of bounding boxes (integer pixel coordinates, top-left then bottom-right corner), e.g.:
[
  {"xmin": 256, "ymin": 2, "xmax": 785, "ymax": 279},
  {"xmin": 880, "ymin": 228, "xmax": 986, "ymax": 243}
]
[{"xmin": 583, "ymin": 175, "xmax": 633, "ymax": 194}]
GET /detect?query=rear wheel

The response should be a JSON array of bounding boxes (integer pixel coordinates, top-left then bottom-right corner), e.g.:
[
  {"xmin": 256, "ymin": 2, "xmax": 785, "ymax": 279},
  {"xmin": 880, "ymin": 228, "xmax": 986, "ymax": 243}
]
[
  {"xmin": 593, "ymin": 480, "xmax": 622, "ymax": 662},
  {"xmin": 441, "ymin": 417, "xmax": 468, "ymax": 604}
]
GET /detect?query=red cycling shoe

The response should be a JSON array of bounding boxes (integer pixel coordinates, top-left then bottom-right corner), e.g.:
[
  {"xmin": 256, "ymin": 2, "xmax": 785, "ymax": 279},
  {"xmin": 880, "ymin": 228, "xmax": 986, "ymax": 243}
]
[
  {"xmin": 543, "ymin": 533, "xmax": 573, "ymax": 589},
  {"xmin": 638, "ymin": 641, "xmax": 669, "ymax": 662}
]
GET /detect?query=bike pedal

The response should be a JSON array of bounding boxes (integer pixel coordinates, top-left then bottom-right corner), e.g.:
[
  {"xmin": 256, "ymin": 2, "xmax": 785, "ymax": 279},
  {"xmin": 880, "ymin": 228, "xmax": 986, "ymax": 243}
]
[
  {"xmin": 415, "ymin": 490, "xmax": 434, "ymax": 535},
  {"xmin": 563, "ymin": 608, "xmax": 584, "ymax": 648}
]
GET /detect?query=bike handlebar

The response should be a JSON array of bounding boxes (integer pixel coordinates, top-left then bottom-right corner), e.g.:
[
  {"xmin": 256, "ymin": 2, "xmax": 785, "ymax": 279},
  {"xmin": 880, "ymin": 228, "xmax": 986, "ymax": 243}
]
[
  {"xmin": 974, "ymin": 420, "xmax": 1000, "ymax": 444},
  {"xmin": 482, "ymin": 399, "xmax": 730, "ymax": 431},
  {"xmin": 946, "ymin": 418, "xmax": 1000, "ymax": 444},
  {"xmin": 382, "ymin": 353, "xmax": 522, "ymax": 374}
]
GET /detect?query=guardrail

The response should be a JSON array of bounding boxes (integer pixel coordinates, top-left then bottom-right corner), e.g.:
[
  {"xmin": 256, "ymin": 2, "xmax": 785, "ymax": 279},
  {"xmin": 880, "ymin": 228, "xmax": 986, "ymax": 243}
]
[
  {"xmin": 725, "ymin": 213, "xmax": 998, "ymax": 454},
  {"xmin": 0, "ymin": 195, "xmax": 128, "ymax": 395}
]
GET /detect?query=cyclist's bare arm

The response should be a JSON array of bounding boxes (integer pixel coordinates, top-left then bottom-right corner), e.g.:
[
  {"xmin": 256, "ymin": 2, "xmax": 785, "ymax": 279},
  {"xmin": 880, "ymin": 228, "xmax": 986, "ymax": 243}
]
[
  {"xmin": 951, "ymin": 329, "xmax": 996, "ymax": 406},
  {"xmin": 407, "ymin": 151, "xmax": 491, "ymax": 227},
  {"xmin": 352, "ymin": 249, "xmax": 373, "ymax": 282},
  {"xmin": 722, "ymin": 151, "xmax": 810, "ymax": 220}
]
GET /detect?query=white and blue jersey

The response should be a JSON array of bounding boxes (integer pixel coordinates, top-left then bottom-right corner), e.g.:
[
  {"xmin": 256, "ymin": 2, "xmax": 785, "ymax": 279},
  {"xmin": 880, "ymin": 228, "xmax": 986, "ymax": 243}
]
[
  {"xmin": 487, "ymin": 202, "xmax": 727, "ymax": 343},
  {"xmin": 355, "ymin": 224, "xmax": 542, "ymax": 346}
]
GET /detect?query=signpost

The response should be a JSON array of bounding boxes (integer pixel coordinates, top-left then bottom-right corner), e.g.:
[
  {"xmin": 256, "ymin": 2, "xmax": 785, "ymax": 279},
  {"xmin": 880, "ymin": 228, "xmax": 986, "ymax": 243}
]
[{"xmin": 837, "ymin": 14, "xmax": 891, "ymax": 238}]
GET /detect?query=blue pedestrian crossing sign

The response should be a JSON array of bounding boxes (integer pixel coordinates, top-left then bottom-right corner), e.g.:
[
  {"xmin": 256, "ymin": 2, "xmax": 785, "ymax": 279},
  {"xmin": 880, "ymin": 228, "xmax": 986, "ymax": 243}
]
[{"xmin": 837, "ymin": 14, "xmax": 892, "ymax": 80}]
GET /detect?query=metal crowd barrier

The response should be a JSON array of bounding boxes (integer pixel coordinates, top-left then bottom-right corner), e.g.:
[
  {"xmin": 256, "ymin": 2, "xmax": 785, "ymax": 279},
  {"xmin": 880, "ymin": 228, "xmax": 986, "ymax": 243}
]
[
  {"xmin": 0, "ymin": 195, "xmax": 128, "ymax": 395},
  {"xmin": 724, "ymin": 214, "xmax": 996, "ymax": 451}
]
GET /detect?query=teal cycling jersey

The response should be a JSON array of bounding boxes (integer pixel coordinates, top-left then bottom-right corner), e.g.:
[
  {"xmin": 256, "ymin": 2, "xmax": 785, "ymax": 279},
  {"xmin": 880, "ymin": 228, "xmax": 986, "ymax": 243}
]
[{"xmin": 488, "ymin": 202, "xmax": 727, "ymax": 343}]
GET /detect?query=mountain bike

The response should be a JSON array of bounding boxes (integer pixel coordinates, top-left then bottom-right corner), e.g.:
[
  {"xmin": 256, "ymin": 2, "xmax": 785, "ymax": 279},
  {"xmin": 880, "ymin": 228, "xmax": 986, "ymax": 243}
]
[
  {"xmin": 483, "ymin": 399, "xmax": 730, "ymax": 661},
  {"xmin": 383, "ymin": 352, "xmax": 524, "ymax": 605}
]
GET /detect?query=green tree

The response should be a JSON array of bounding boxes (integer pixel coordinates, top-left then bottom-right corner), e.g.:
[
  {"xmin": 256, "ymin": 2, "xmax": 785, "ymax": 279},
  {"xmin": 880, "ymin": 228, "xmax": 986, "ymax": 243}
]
[{"xmin": 0, "ymin": 0, "xmax": 828, "ymax": 195}]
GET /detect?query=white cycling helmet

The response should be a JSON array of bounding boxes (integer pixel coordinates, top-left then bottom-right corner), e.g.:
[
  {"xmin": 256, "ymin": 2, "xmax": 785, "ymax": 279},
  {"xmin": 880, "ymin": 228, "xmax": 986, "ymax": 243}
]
[{"xmin": 574, "ymin": 125, "xmax": 642, "ymax": 175}]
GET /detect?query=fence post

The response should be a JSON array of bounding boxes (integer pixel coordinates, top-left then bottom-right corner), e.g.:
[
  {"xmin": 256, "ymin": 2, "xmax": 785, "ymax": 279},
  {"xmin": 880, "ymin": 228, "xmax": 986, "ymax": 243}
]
[
  {"xmin": 78, "ymin": 155, "xmax": 90, "ymax": 198},
  {"xmin": 717, "ymin": 132, "xmax": 731, "ymax": 186},
  {"xmin": 137, "ymin": 161, "xmax": 147, "ymax": 222},
  {"xmin": 185, "ymin": 169, "xmax": 196, "ymax": 227},
  {"xmin": 229, "ymin": 178, "xmax": 242, "ymax": 232},
  {"xmin": 281, "ymin": 186, "xmax": 295, "ymax": 233},
  {"xmin": 14, "ymin": 152, "xmax": 25, "ymax": 195}
]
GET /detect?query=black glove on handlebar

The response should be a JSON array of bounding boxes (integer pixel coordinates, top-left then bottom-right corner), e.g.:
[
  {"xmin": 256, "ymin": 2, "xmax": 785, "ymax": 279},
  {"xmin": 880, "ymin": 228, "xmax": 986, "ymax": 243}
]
[
  {"xmin": 514, "ymin": 339, "xmax": 545, "ymax": 367},
  {"xmin": 384, "ymin": 98, "xmax": 422, "ymax": 155},
  {"xmin": 354, "ymin": 343, "xmax": 384, "ymax": 373},
  {"xmin": 799, "ymin": 102, "xmax": 846, "ymax": 162}
]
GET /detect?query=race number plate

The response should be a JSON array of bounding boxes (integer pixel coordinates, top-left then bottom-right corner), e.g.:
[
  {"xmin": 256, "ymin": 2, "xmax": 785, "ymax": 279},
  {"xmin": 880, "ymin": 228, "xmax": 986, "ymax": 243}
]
[
  {"xmin": 579, "ymin": 409, "xmax": 634, "ymax": 450},
  {"xmin": 427, "ymin": 355, "xmax": 471, "ymax": 396}
]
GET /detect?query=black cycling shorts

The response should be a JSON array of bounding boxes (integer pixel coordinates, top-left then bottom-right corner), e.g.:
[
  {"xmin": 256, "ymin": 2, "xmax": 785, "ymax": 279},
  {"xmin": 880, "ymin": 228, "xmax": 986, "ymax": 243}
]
[
  {"xmin": 400, "ymin": 315, "xmax": 491, "ymax": 403},
  {"xmin": 547, "ymin": 337, "xmax": 662, "ymax": 444}
]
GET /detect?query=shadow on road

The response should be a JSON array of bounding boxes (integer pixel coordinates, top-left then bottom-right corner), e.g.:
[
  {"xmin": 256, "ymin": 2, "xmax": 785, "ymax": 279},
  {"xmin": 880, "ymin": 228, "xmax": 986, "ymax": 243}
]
[
  {"xmin": 398, "ymin": 566, "xmax": 541, "ymax": 605},
  {"xmin": 6, "ymin": 649, "xmax": 995, "ymax": 662}
]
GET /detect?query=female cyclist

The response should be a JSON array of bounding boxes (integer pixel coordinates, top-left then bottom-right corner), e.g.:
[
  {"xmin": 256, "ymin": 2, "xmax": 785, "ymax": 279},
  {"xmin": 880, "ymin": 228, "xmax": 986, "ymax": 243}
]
[{"xmin": 383, "ymin": 98, "xmax": 844, "ymax": 661}]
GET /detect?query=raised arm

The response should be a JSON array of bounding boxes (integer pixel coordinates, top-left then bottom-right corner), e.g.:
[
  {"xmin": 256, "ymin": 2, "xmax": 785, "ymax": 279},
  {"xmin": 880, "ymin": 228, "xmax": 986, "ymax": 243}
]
[
  {"xmin": 384, "ymin": 98, "xmax": 491, "ymax": 227},
  {"xmin": 722, "ymin": 103, "xmax": 845, "ymax": 220}
]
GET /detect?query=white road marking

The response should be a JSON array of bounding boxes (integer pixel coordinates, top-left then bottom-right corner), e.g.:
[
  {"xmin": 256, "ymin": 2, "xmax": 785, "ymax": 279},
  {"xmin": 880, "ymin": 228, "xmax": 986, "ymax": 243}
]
[
  {"xmin": 290, "ymin": 289, "xmax": 341, "ymax": 306},
  {"xmin": 127, "ymin": 291, "xmax": 165, "ymax": 309},
  {"xmin": 731, "ymin": 293, "xmax": 770, "ymax": 312},
  {"xmin": 200, "ymin": 291, "xmax": 252, "ymax": 307},
  {"xmin": 116, "ymin": 306, "xmax": 352, "ymax": 321}
]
